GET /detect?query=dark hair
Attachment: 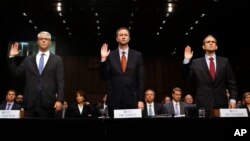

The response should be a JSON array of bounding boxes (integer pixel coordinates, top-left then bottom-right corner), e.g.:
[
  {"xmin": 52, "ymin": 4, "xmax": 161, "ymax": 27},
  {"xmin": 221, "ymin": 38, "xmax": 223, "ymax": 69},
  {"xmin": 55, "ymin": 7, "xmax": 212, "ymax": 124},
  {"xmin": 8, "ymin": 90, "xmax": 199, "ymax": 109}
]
[
  {"xmin": 203, "ymin": 35, "xmax": 217, "ymax": 45},
  {"xmin": 75, "ymin": 89, "xmax": 87, "ymax": 101},
  {"xmin": 172, "ymin": 87, "xmax": 182, "ymax": 94},
  {"xmin": 7, "ymin": 89, "xmax": 17, "ymax": 95},
  {"xmin": 116, "ymin": 27, "xmax": 130, "ymax": 37}
]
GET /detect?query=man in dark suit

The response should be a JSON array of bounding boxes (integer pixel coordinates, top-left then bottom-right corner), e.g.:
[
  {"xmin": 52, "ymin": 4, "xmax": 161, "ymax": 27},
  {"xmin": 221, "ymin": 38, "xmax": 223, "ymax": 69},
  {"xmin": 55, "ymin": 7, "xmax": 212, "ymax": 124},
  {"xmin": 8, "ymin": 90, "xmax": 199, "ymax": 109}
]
[
  {"xmin": 182, "ymin": 35, "xmax": 238, "ymax": 115},
  {"xmin": 142, "ymin": 89, "xmax": 163, "ymax": 117},
  {"xmin": 163, "ymin": 87, "xmax": 188, "ymax": 116},
  {"xmin": 8, "ymin": 31, "xmax": 64, "ymax": 118},
  {"xmin": 0, "ymin": 89, "xmax": 21, "ymax": 110},
  {"xmin": 100, "ymin": 27, "xmax": 144, "ymax": 118}
]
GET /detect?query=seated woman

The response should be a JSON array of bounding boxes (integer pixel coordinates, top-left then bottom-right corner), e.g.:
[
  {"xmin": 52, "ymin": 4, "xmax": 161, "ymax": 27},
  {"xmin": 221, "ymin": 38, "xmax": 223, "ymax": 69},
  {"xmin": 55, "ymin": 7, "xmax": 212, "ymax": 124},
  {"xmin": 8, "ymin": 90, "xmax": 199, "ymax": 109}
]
[
  {"xmin": 239, "ymin": 92, "xmax": 250, "ymax": 117},
  {"xmin": 69, "ymin": 89, "xmax": 93, "ymax": 118}
]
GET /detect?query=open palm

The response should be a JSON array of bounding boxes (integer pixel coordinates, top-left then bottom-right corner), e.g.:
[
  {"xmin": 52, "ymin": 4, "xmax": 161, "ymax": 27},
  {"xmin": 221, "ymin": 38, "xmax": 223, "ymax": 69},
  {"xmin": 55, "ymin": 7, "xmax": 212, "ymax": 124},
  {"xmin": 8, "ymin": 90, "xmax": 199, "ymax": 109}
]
[
  {"xmin": 10, "ymin": 42, "xmax": 21, "ymax": 56},
  {"xmin": 100, "ymin": 43, "xmax": 110, "ymax": 59},
  {"xmin": 184, "ymin": 46, "xmax": 193, "ymax": 59}
]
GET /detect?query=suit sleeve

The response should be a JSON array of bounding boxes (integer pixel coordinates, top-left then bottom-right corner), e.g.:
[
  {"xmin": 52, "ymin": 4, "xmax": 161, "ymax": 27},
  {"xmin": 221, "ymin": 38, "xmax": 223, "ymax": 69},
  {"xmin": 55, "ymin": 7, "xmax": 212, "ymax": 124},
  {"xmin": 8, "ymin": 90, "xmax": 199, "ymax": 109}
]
[
  {"xmin": 100, "ymin": 57, "xmax": 110, "ymax": 81},
  {"xmin": 8, "ymin": 57, "xmax": 25, "ymax": 77},
  {"xmin": 225, "ymin": 60, "xmax": 238, "ymax": 100},
  {"xmin": 56, "ymin": 57, "xmax": 65, "ymax": 102},
  {"xmin": 181, "ymin": 60, "xmax": 193, "ymax": 80}
]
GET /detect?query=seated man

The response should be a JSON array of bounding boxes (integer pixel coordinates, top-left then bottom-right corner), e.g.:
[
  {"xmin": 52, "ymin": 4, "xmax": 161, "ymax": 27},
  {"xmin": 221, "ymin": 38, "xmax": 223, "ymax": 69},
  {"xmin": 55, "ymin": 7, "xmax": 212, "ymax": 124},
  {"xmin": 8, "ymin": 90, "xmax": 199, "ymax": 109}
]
[
  {"xmin": 0, "ymin": 89, "xmax": 21, "ymax": 110},
  {"xmin": 163, "ymin": 87, "xmax": 188, "ymax": 116},
  {"xmin": 142, "ymin": 89, "xmax": 163, "ymax": 117}
]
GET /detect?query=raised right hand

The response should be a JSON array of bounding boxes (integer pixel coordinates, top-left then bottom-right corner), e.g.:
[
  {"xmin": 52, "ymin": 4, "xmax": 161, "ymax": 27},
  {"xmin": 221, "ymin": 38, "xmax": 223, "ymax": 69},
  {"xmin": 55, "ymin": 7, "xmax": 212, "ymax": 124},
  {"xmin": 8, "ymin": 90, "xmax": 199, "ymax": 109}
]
[
  {"xmin": 184, "ymin": 45, "xmax": 193, "ymax": 60},
  {"xmin": 100, "ymin": 43, "xmax": 110, "ymax": 61},
  {"xmin": 9, "ymin": 42, "xmax": 21, "ymax": 57}
]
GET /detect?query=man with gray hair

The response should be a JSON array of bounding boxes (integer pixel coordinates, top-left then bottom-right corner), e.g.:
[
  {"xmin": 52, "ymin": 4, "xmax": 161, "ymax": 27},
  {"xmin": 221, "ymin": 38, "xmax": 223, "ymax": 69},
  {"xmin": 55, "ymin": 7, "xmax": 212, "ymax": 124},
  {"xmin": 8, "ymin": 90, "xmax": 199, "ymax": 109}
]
[{"xmin": 8, "ymin": 31, "xmax": 64, "ymax": 118}]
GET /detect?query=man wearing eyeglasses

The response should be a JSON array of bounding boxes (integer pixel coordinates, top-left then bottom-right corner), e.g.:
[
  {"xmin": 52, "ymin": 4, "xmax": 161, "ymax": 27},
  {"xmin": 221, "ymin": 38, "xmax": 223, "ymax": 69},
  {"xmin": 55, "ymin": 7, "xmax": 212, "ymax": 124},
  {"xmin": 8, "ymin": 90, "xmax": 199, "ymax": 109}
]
[{"xmin": 8, "ymin": 31, "xmax": 64, "ymax": 118}]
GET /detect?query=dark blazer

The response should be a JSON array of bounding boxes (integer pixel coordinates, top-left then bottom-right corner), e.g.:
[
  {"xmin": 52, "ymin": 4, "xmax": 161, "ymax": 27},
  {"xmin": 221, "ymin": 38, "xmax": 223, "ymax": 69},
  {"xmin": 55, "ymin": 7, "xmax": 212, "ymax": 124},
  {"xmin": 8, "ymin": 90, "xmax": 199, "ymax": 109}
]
[
  {"xmin": 0, "ymin": 102, "xmax": 22, "ymax": 110},
  {"xmin": 69, "ymin": 103, "xmax": 93, "ymax": 118},
  {"xmin": 182, "ymin": 56, "xmax": 237, "ymax": 110},
  {"xmin": 8, "ymin": 53, "xmax": 64, "ymax": 109},
  {"xmin": 163, "ymin": 101, "xmax": 188, "ymax": 115},
  {"xmin": 100, "ymin": 48, "xmax": 144, "ymax": 108},
  {"xmin": 142, "ymin": 102, "xmax": 163, "ymax": 117}
]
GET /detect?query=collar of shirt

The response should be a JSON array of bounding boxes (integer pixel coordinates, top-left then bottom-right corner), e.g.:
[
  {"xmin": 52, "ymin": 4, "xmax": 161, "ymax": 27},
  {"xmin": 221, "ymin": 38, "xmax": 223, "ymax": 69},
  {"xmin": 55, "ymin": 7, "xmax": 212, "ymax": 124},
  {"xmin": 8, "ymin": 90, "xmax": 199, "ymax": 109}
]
[
  {"xmin": 36, "ymin": 50, "xmax": 50, "ymax": 68},
  {"xmin": 6, "ymin": 102, "xmax": 14, "ymax": 108},
  {"xmin": 7, "ymin": 102, "xmax": 14, "ymax": 105},
  {"xmin": 205, "ymin": 54, "xmax": 216, "ymax": 70},
  {"xmin": 37, "ymin": 50, "xmax": 50, "ymax": 57},
  {"xmin": 118, "ymin": 47, "xmax": 129, "ymax": 59},
  {"xmin": 205, "ymin": 54, "xmax": 216, "ymax": 62},
  {"xmin": 172, "ymin": 101, "xmax": 179, "ymax": 105},
  {"xmin": 147, "ymin": 102, "xmax": 154, "ymax": 107}
]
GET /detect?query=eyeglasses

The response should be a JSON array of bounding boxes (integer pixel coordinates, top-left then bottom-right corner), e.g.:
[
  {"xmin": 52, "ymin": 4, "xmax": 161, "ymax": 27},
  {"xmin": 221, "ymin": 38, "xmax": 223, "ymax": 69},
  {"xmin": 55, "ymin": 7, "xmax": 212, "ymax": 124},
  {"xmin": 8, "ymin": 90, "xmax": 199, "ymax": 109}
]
[{"xmin": 38, "ymin": 38, "xmax": 51, "ymax": 41}]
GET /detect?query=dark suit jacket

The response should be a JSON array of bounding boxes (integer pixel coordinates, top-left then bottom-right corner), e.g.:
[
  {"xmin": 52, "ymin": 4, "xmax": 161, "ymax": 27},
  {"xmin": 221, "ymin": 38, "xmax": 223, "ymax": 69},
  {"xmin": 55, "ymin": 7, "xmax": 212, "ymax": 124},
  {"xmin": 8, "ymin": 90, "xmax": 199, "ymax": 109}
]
[
  {"xmin": 8, "ymin": 53, "xmax": 64, "ymax": 109},
  {"xmin": 142, "ymin": 102, "xmax": 163, "ymax": 117},
  {"xmin": 69, "ymin": 103, "xmax": 93, "ymax": 118},
  {"xmin": 0, "ymin": 102, "xmax": 22, "ymax": 110},
  {"xmin": 100, "ymin": 48, "xmax": 144, "ymax": 108},
  {"xmin": 163, "ymin": 101, "xmax": 188, "ymax": 115},
  {"xmin": 182, "ymin": 56, "xmax": 237, "ymax": 110}
]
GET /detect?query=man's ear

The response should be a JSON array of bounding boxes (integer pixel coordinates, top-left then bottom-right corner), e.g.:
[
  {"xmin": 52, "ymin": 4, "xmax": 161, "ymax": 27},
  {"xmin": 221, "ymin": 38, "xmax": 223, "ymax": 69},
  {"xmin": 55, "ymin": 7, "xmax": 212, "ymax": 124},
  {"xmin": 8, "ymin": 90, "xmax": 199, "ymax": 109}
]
[
  {"xmin": 215, "ymin": 45, "xmax": 218, "ymax": 50},
  {"xmin": 202, "ymin": 45, "xmax": 205, "ymax": 50}
]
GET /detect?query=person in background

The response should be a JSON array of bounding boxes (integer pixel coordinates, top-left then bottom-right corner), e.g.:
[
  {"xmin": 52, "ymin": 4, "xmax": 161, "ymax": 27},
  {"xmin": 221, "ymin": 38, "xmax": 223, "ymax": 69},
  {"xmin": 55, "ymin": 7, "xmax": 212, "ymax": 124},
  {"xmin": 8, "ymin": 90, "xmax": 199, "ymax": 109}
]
[
  {"xmin": 239, "ymin": 92, "xmax": 250, "ymax": 117},
  {"xmin": 15, "ymin": 93, "xmax": 24, "ymax": 108},
  {"xmin": 162, "ymin": 95, "xmax": 171, "ymax": 104},
  {"xmin": 142, "ymin": 89, "xmax": 163, "ymax": 117},
  {"xmin": 184, "ymin": 94, "xmax": 195, "ymax": 106},
  {"xmin": 0, "ymin": 89, "xmax": 21, "ymax": 110},
  {"xmin": 163, "ymin": 87, "xmax": 188, "ymax": 116},
  {"xmin": 69, "ymin": 89, "xmax": 93, "ymax": 118}
]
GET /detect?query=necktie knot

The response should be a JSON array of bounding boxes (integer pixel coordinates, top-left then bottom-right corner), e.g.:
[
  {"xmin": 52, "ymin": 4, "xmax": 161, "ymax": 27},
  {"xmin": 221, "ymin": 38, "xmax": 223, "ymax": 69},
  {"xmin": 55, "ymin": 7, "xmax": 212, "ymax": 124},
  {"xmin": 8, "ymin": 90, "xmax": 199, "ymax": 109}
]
[
  {"xmin": 39, "ymin": 54, "xmax": 45, "ymax": 75},
  {"xmin": 209, "ymin": 57, "xmax": 214, "ymax": 61},
  {"xmin": 6, "ymin": 103, "xmax": 11, "ymax": 110}
]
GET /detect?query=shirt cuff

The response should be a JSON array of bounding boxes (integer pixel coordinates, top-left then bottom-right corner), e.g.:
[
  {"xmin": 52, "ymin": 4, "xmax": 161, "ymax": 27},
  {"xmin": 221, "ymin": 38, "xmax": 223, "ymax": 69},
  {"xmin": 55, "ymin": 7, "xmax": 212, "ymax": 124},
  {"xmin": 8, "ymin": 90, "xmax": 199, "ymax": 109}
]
[
  {"xmin": 183, "ymin": 58, "xmax": 190, "ymax": 64},
  {"xmin": 229, "ymin": 99, "xmax": 236, "ymax": 104}
]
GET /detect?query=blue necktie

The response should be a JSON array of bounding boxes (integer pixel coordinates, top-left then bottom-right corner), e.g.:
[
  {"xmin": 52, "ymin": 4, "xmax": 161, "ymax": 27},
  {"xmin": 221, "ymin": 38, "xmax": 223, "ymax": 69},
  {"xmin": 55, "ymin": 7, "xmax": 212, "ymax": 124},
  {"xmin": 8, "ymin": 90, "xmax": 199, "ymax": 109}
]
[
  {"xmin": 39, "ymin": 54, "xmax": 45, "ymax": 75},
  {"xmin": 6, "ymin": 104, "xmax": 11, "ymax": 110},
  {"xmin": 148, "ymin": 104, "xmax": 153, "ymax": 116},
  {"xmin": 175, "ymin": 103, "xmax": 180, "ymax": 115}
]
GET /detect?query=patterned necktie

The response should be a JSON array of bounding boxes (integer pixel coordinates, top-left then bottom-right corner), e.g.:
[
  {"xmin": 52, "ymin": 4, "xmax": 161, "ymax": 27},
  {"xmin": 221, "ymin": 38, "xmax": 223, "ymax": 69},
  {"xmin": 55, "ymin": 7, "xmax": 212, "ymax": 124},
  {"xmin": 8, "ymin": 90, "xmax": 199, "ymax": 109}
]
[
  {"xmin": 209, "ymin": 57, "xmax": 215, "ymax": 80},
  {"xmin": 39, "ymin": 54, "xmax": 45, "ymax": 75},
  {"xmin": 6, "ymin": 104, "xmax": 11, "ymax": 110},
  {"xmin": 121, "ymin": 51, "xmax": 127, "ymax": 73},
  {"xmin": 148, "ymin": 104, "xmax": 153, "ymax": 116},
  {"xmin": 175, "ymin": 103, "xmax": 180, "ymax": 115}
]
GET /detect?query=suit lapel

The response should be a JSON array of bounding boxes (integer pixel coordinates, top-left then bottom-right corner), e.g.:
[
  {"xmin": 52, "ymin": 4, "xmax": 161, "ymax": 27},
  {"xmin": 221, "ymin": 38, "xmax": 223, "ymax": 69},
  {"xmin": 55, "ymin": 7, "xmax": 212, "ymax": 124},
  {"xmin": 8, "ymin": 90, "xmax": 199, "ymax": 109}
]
[
  {"xmin": 31, "ymin": 55, "xmax": 40, "ymax": 75},
  {"xmin": 114, "ymin": 49, "xmax": 123, "ymax": 74},
  {"xmin": 41, "ymin": 53, "xmax": 53, "ymax": 76},
  {"xmin": 214, "ymin": 56, "xmax": 221, "ymax": 81},
  {"xmin": 201, "ymin": 57, "xmax": 213, "ymax": 81},
  {"xmin": 126, "ymin": 48, "xmax": 133, "ymax": 74}
]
